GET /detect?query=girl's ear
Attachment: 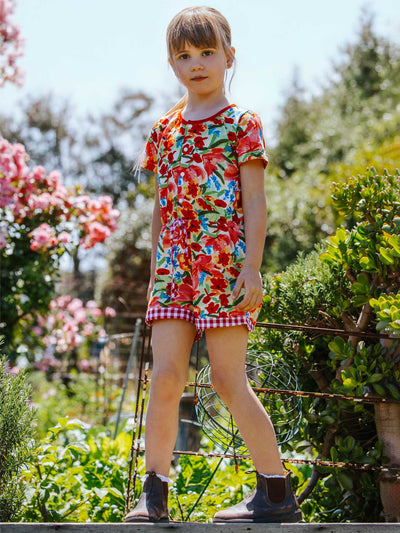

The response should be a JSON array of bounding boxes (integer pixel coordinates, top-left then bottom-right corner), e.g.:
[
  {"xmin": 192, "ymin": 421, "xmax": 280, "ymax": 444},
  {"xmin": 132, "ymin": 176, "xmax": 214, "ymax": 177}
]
[{"xmin": 226, "ymin": 46, "xmax": 236, "ymax": 69}]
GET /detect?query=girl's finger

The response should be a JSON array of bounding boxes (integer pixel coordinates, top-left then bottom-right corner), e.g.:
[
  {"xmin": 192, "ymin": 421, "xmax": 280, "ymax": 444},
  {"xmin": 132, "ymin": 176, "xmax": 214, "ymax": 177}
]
[
  {"xmin": 237, "ymin": 288, "xmax": 254, "ymax": 310},
  {"xmin": 232, "ymin": 276, "xmax": 244, "ymax": 299},
  {"xmin": 245, "ymin": 293, "xmax": 258, "ymax": 312},
  {"xmin": 240, "ymin": 290, "xmax": 261, "ymax": 312}
]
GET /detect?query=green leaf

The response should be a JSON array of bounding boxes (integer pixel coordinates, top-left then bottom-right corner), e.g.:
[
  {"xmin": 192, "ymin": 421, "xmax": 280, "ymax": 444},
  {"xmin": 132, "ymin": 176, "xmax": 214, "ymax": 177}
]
[
  {"xmin": 343, "ymin": 378, "xmax": 357, "ymax": 389},
  {"xmin": 337, "ymin": 472, "xmax": 353, "ymax": 490},
  {"xmin": 372, "ymin": 383, "xmax": 386, "ymax": 396},
  {"xmin": 386, "ymin": 383, "xmax": 400, "ymax": 401},
  {"xmin": 368, "ymin": 373, "xmax": 383, "ymax": 383},
  {"xmin": 94, "ymin": 488, "xmax": 109, "ymax": 500},
  {"xmin": 106, "ymin": 487, "xmax": 124, "ymax": 499},
  {"xmin": 379, "ymin": 248, "xmax": 394, "ymax": 265},
  {"xmin": 352, "ymin": 295, "xmax": 370, "ymax": 307},
  {"xmin": 67, "ymin": 443, "xmax": 91, "ymax": 455},
  {"xmin": 388, "ymin": 234, "xmax": 400, "ymax": 255},
  {"xmin": 359, "ymin": 256, "xmax": 376, "ymax": 270},
  {"xmin": 330, "ymin": 447, "xmax": 338, "ymax": 462}
]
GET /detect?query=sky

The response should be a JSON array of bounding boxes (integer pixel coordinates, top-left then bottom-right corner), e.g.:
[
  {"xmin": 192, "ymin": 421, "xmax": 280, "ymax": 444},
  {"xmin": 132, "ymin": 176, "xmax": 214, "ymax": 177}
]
[{"xmin": 1, "ymin": 0, "xmax": 400, "ymax": 142}]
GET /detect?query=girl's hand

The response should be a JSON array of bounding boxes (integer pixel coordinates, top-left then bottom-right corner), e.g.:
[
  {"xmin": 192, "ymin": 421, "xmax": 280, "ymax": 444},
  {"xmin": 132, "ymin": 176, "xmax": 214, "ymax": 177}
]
[
  {"xmin": 147, "ymin": 280, "xmax": 154, "ymax": 302},
  {"xmin": 232, "ymin": 265, "xmax": 263, "ymax": 312}
]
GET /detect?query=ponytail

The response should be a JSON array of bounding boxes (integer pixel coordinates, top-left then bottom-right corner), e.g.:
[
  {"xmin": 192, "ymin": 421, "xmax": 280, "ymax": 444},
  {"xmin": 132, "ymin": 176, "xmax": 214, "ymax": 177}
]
[{"xmin": 165, "ymin": 92, "xmax": 188, "ymax": 116}]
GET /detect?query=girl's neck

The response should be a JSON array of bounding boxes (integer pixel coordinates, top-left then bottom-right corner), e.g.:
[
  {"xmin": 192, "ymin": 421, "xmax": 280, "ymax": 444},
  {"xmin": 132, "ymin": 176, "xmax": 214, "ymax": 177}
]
[{"xmin": 182, "ymin": 93, "xmax": 230, "ymax": 121}]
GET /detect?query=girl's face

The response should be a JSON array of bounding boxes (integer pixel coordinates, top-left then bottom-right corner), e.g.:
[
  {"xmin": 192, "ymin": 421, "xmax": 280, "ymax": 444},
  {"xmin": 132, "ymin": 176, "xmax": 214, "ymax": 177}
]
[{"xmin": 169, "ymin": 43, "xmax": 235, "ymax": 99}]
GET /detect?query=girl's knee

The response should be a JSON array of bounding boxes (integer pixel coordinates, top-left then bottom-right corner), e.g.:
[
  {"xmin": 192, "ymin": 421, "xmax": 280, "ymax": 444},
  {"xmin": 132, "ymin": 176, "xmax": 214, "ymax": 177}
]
[
  {"xmin": 210, "ymin": 367, "xmax": 245, "ymax": 402},
  {"xmin": 151, "ymin": 366, "xmax": 186, "ymax": 399}
]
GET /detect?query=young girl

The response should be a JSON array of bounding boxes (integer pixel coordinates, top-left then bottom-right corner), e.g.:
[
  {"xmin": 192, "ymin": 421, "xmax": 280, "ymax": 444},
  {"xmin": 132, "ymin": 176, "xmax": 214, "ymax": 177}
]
[{"xmin": 124, "ymin": 6, "xmax": 301, "ymax": 524}]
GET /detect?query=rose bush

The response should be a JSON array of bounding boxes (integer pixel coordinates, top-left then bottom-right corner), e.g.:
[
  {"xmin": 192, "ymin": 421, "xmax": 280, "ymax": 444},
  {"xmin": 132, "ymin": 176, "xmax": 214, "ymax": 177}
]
[
  {"xmin": 0, "ymin": 136, "xmax": 119, "ymax": 357},
  {"xmin": 22, "ymin": 295, "xmax": 116, "ymax": 371},
  {"xmin": 0, "ymin": 0, "xmax": 24, "ymax": 87}
]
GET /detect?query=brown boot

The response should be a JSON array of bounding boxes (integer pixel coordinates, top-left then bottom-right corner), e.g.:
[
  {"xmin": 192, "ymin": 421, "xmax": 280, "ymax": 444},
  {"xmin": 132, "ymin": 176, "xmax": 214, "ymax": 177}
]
[
  {"xmin": 213, "ymin": 471, "xmax": 302, "ymax": 523},
  {"xmin": 124, "ymin": 471, "xmax": 169, "ymax": 523}
]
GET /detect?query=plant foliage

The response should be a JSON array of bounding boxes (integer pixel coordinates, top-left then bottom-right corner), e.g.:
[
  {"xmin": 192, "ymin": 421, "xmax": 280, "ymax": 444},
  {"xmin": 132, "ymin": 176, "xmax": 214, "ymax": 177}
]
[{"xmin": 0, "ymin": 355, "xmax": 37, "ymax": 521}]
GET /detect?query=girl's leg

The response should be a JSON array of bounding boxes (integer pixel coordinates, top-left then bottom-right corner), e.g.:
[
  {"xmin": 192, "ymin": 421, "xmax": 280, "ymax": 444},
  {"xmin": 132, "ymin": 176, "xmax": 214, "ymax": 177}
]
[
  {"xmin": 145, "ymin": 319, "xmax": 196, "ymax": 476},
  {"xmin": 206, "ymin": 325, "xmax": 283, "ymax": 475}
]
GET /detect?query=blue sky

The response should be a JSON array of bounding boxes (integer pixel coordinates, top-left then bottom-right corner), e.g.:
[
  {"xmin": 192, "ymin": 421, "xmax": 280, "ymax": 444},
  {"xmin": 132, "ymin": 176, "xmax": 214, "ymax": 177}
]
[{"xmin": 1, "ymin": 0, "xmax": 399, "ymax": 141}]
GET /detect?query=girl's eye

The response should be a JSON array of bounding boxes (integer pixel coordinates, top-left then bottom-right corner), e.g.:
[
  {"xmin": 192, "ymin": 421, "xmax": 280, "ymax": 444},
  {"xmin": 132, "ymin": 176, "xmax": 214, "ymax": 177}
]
[
  {"xmin": 178, "ymin": 54, "xmax": 189, "ymax": 60},
  {"xmin": 202, "ymin": 50, "xmax": 213, "ymax": 56}
]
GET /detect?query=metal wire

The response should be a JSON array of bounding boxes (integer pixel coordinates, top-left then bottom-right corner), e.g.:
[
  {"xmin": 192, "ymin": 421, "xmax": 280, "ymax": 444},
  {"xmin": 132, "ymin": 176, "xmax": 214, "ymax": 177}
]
[
  {"xmin": 195, "ymin": 351, "xmax": 303, "ymax": 453},
  {"xmin": 183, "ymin": 382, "xmax": 400, "ymax": 406},
  {"xmin": 135, "ymin": 447, "xmax": 400, "ymax": 478},
  {"xmin": 255, "ymin": 321, "xmax": 393, "ymax": 339},
  {"xmin": 125, "ymin": 318, "xmax": 400, "ymax": 520}
]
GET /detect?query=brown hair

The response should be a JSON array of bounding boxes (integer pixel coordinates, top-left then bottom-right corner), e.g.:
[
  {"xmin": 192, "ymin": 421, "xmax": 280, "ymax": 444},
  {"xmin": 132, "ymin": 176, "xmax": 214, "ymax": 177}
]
[
  {"xmin": 134, "ymin": 7, "xmax": 235, "ymax": 176},
  {"xmin": 166, "ymin": 6, "xmax": 235, "ymax": 114}
]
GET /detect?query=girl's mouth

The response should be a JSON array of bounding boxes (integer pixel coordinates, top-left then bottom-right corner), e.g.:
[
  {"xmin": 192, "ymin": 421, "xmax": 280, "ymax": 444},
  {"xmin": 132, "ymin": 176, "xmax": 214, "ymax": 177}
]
[{"xmin": 191, "ymin": 76, "xmax": 208, "ymax": 81}]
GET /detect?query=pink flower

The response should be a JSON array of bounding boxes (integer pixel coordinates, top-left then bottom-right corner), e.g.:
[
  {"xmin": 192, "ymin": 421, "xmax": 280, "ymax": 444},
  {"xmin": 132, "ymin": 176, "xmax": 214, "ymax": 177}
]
[
  {"xmin": 31, "ymin": 192, "xmax": 53, "ymax": 210},
  {"xmin": 55, "ymin": 295, "xmax": 71, "ymax": 308},
  {"xmin": 83, "ymin": 323, "xmax": 94, "ymax": 336},
  {"xmin": 30, "ymin": 223, "xmax": 58, "ymax": 252},
  {"xmin": 79, "ymin": 359, "xmax": 90, "ymax": 371},
  {"xmin": 58, "ymin": 231, "xmax": 70, "ymax": 244},
  {"xmin": 63, "ymin": 321, "xmax": 78, "ymax": 333},
  {"xmin": 0, "ymin": 0, "xmax": 25, "ymax": 88},
  {"xmin": 104, "ymin": 306, "xmax": 116, "ymax": 318},
  {"xmin": 67, "ymin": 298, "xmax": 83, "ymax": 313},
  {"xmin": 74, "ymin": 309, "xmax": 86, "ymax": 324},
  {"xmin": 81, "ymin": 221, "xmax": 111, "ymax": 248}
]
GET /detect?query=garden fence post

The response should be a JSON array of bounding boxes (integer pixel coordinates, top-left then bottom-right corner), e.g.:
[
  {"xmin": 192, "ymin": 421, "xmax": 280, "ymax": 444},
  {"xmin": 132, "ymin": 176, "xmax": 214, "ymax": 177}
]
[{"xmin": 113, "ymin": 318, "xmax": 142, "ymax": 439}]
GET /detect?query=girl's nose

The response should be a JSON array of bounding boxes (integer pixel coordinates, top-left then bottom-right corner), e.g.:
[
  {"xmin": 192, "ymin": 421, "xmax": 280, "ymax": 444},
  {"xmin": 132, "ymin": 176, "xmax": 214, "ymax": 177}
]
[{"xmin": 191, "ymin": 61, "xmax": 204, "ymax": 71}]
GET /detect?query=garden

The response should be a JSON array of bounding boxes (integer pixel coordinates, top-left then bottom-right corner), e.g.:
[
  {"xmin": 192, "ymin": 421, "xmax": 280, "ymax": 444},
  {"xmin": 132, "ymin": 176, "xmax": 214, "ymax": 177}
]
[{"xmin": 1, "ymin": 0, "xmax": 400, "ymax": 524}]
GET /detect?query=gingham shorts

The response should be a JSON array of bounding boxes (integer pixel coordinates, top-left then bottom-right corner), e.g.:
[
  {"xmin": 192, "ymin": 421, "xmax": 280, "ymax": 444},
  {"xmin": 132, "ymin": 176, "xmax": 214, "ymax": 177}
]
[{"xmin": 146, "ymin": 305, "xmax": 258, "ymax": 341}]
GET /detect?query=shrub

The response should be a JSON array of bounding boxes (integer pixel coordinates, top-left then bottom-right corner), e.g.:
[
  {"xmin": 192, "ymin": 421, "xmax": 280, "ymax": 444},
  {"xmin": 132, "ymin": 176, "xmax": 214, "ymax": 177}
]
[{"xmin": 0, "ymin": 355, "xmax": 36, "ymax": 521}]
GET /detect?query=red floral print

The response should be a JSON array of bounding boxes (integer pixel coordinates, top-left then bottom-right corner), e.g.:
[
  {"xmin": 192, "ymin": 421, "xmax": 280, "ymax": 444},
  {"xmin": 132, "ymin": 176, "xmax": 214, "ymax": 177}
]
[{"xmin": 141, "ymin": 104, "xmax": 268, "ymax": 335}]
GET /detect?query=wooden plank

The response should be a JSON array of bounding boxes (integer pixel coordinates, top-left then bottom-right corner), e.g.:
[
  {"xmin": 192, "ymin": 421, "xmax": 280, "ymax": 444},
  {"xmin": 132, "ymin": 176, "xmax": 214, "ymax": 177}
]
[{"xmin": 1, "ymin": 523, "xmax": 399, "ymax": 533}]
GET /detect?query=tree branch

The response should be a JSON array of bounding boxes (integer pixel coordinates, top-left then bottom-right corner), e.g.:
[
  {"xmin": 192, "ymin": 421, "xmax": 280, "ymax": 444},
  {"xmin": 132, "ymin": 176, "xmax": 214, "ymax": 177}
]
[{"xmin": 298, "ymin": 427, "xmax": 337, "ymax": 504}]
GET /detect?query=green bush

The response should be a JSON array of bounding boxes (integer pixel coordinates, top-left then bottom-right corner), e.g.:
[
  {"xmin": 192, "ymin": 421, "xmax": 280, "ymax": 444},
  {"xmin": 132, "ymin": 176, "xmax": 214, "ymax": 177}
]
[
  {"xmin": 0, "ymin": 355, "xmax": 37, "ymax": 521},
  {"xmin": 20, "ymin": 418, "xmax": 134, "ymax": 522},
  {"xmin": 255, "ymin": 168, "xmax": 400, "ymax": 521}
]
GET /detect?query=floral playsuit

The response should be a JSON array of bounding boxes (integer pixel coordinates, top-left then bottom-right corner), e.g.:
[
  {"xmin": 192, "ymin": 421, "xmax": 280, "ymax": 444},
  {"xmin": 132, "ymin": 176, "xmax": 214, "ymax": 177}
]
[{"xmin": 142, "ymin": 104, "xmax": 268, "ymax": 340}]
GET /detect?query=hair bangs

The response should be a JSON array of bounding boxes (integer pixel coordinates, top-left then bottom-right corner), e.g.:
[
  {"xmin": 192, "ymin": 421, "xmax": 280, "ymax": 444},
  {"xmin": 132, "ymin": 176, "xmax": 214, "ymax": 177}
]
[{"xmin": 167, "ymin": 9, "xmax": 228, "ymax": 58}]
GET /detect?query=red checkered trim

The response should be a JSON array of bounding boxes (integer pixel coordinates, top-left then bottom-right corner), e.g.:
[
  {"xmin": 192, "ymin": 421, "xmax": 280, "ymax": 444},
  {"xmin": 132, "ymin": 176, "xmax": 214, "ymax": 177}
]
[
  {"xmin": 146, "ymin": 309, "xmax": 256, "ymax": 342},
  {"xmin": 146, "ymin": 307, "xmax": 202, "ymax": 341},
  {"xmin": 195, "ymin": 315, "xmax": 256, "ymax": 333},
  {"xmin": 146, "ymin": 307, "xmax": 196, "ymax": 326}
]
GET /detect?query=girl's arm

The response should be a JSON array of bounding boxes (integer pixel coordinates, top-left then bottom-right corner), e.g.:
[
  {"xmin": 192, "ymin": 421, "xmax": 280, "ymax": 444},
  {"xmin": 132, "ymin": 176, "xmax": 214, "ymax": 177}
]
[
  {"xmin": 233, "ymin": 159, "xmax": 267, "ymax": 312},
  {"xmin": 147, "ymin": 177, "xmax": 162, "ymax": 302}
]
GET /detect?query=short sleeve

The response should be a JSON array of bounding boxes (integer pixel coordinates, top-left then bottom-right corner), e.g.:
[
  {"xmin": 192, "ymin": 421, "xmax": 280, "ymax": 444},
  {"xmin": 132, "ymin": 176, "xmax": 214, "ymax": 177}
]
[
  {"xmin": 236, "ymin": 112, "xmax": 268, "ymax": 168},
  {"xmin": 141, "ymin": 124, "xmax": 159, "ymax": 173}
]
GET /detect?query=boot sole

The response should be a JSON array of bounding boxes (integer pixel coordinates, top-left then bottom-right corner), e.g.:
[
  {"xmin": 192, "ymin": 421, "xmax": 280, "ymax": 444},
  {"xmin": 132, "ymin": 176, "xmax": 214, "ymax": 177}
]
[
  {"xmin": 213, "ymin": 509, "xmax": 302, "ymax": 524},
  {"xmin": 124, "ymin": 517, "xmax": 169, "ymax": 523}
]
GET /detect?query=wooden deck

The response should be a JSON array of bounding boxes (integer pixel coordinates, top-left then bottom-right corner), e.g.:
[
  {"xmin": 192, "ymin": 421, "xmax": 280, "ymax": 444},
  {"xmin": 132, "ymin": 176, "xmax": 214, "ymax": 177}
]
[{"xmin": 0, "ymin": 523, "xmax": 399, "ymax": 532}]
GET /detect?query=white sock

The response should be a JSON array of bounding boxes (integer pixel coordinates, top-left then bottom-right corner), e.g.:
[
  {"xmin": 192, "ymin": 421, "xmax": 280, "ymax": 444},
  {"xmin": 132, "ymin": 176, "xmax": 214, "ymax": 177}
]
[
  {"xmin": 259, "ymin": 472, "xmax": 286, "ymax": 479},
  {"xmin": 143, "ymin": 472, "xmax": 172, "ymax": 484}
]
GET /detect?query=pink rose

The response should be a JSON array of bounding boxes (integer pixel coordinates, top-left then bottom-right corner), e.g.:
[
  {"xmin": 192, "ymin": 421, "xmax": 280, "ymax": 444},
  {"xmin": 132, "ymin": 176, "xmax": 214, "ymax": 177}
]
[{"xmin": 104, "ymin": 307, "xmax": 116, "ymax": 318}]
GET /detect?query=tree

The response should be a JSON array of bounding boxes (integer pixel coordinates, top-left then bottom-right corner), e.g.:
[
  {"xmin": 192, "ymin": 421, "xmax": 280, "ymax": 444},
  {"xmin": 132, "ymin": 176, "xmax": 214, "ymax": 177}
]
[
  {"xmin": 265, "ymin": 13, "xmax": 400, "ymax": 273},
  {"xmin": 272, "ymin": 70, "xmax": 316, "ymax": 178}
]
